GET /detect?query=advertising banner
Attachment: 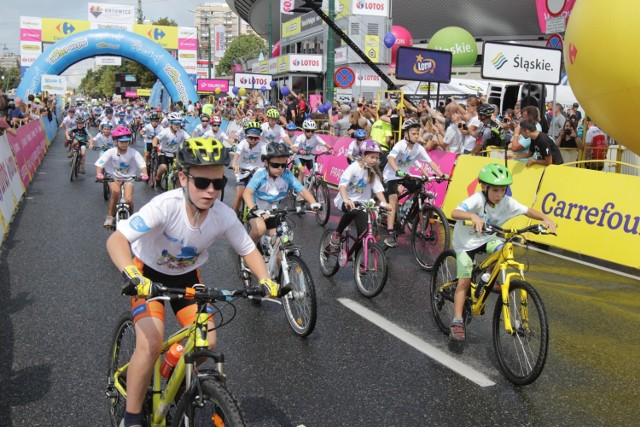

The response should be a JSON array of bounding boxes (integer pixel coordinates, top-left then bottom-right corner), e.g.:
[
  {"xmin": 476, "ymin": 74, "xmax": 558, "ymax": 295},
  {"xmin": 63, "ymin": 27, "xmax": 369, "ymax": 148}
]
[
  {"xmin": 281, "ymin": 17, "xmax": 301, "ymax": 39},
  {"xmin": 95, "ymin": 56, "xmax": 122, "ymax": 66},
  {"xmin": 41, "ymin": 74, "xmax": 67, "ymax": 94},
  {"xmin": 531, "ymin": 165, "xmax": 640, "ymax": 269},
  {"xmin": 136, "ymin": 89, "xmax": 151, "ymax": 97},
  {"xmin": 395, "ymin": 47, "xmax": 452, "ymax": 83},
  {"xmin": 197, "ymin": 79, "xmax": 230, "ymax": 93},
  {"xmin": 88, "ymin": 3, "xmax": 135, "ymax": 24},
  {"xmin": 334, "ymin": 0, "xmax": 351, "ymax": 20},
  {"xmin": 301, "ymin": 12, "xmax": 323, "ymax": 33},
  {"xmin": 289, "ymin": 54, "xmax": 323, "ymax": 72},
  {"xmin": 364, "ymin": 35, "xmax": 380, "ymax": 62},
  {"xmin": 234, "ymin": 73, "xmax": 273, "ymax": 89},
  {"xmin": 42, "ymin": 18, "xmax": 91, "ymax": 43},
  {"xmin": 89, "ymin": 22, "xmax": 133, "ymax": 31},
  {"xmin": 351, "ymin": 0, "xmax": 390, "ymax": 17},
  {"xmin": 354, "ymin": 65, "xmax": 383, "ymax": 87},
  {"xmin": 133, "ymin": 24, "xmax": 178, "ymax": 50},
  {"xmin": 481, "ymin": 41, "xmax": 563, "ymax": 85},
  {"xmin": 20, "ymin": 16, "xmax": 42, "ymax": 31},
  {"xmin": 213, "ymin": 25, "xmax": 226, "ymax": 58},
  {"xmin": 0, "ymin": 136, "xmax": 25, "ymax": 229},
  {"xmin": 6, "ymin": 121, "xmax": 47, "ymax": 187},
  {"xmin": 281, "ymin": 0, "xmax": 295, "ymax": 15}
]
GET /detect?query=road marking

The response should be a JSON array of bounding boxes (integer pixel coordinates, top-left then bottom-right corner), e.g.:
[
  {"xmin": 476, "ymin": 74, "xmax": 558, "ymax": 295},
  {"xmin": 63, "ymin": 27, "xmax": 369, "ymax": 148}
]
[{"xmin": 338, "ymin": 298, "xmax": 496, "ymax": 387}]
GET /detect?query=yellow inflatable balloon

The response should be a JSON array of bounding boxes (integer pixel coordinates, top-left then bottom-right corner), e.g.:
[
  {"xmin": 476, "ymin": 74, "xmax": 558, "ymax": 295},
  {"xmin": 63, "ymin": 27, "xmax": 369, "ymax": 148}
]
[
  {"xmin": 239, "ymin": 87, "xmax": 246, "ymax": 96},
  {"xmin": 214, "ymin": 87, "xmax": 221, "ymax": 95},
  {"xmin": 564, "ymin": 2, "xmax": 640, "ymax": 155}
]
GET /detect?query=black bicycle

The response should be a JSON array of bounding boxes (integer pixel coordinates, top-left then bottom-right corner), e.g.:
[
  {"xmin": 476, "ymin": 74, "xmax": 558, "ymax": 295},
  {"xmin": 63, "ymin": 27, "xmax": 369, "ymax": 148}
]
[{"xmin": 378, "ymin": 174, "xmax": 451, "ymax": 270}]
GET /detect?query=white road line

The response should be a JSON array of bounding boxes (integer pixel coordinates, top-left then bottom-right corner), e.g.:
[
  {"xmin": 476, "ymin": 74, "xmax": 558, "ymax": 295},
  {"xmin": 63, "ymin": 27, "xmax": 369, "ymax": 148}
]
[{"xmin": 338, "ymin": 298, "xmax": 496, "ymax": 387}]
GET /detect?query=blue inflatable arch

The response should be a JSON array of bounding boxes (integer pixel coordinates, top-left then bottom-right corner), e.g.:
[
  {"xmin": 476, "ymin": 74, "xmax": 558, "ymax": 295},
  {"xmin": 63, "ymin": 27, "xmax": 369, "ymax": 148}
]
[{"xmin": 16, "ymin": 28, "xmax": 197, "ymax": 104}]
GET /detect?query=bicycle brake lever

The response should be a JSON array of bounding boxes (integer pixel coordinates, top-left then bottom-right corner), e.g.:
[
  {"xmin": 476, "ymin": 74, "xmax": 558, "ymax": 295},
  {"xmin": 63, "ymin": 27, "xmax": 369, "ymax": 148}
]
[{"xmin": 146, "ymin": 295, "xmax": 171, "ymax": 303}]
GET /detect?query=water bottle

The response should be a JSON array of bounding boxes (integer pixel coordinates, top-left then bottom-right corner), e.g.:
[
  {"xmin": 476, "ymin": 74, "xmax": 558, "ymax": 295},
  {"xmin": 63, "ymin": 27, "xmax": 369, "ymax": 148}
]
[
  {"xmin": 400, "ymin": 198, "xmax": 413, "ymax": 220},
  {"xmin": 160, "ymin": 342, "xmax": 184, "ymax": 378},
  {"xmin": 475, "ymin": 271, "xmax": 491, "ymax": 299}
]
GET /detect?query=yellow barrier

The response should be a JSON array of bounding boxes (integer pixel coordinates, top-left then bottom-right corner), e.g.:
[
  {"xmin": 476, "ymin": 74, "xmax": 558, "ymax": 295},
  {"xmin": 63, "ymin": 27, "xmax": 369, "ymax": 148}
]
[{"xmin": 530, "ymin": 165, "xmax": 640, "ymax": 269}]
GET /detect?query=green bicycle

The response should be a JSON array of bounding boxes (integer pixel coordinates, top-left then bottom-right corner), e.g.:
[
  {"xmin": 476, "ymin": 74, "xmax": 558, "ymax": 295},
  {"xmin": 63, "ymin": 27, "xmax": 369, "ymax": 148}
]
[{"xmin": 106, "ymin": 284, "xmax": 265, "ymax": 426}]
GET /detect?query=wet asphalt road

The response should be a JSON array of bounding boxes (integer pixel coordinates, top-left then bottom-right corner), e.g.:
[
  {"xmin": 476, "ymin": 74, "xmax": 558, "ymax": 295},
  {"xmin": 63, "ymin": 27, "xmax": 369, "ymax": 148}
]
[{"xmin": 0, "ymin": 128, "xmax": 638, "ymax": 427}]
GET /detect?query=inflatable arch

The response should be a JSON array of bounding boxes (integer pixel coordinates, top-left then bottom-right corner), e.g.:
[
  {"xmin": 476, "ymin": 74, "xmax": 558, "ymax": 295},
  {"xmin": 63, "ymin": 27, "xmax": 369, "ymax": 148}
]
[{"xmin": 16, "ymin": 28, "xmax": 197, "ymax": 105}]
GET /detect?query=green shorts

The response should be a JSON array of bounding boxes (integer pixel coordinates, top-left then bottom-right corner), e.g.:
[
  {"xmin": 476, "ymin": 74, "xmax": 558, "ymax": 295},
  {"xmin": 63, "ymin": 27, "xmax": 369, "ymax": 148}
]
[{"xmin": 455, "ymin": 238, "xmax": 503, "ymax": 279}]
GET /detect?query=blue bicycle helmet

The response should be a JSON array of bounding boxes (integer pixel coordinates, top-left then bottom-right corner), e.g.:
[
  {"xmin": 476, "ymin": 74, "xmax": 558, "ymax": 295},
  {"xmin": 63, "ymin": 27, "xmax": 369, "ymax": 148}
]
[
  {"xmin": 354, "ymin": 129, "xmax": 367, "ymax": 140},
  {"xmin": 285, "ymin": 123, "xmax": 297, "ymax": 131}
]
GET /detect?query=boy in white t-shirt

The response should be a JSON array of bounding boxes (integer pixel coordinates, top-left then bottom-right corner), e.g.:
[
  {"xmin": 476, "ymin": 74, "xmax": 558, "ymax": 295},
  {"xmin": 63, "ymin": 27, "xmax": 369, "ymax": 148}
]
[
  {"xmin": 105, "ymin": 138, "xmax": 279, "ymax": 427},
  {"xmin": 449, "ymin": 163, "xmax": 556, "ymax": 341},
  {"xmin": 291, "ymin": 119, "xmax": 332, "ymax": 185}
]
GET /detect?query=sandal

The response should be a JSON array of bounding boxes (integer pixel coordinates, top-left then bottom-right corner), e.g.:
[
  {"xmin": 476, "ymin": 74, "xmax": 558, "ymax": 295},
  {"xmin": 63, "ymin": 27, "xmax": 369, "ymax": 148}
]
[{"xmin": 450, "ymin": 320, "xmax": 466, "ymax": 341}]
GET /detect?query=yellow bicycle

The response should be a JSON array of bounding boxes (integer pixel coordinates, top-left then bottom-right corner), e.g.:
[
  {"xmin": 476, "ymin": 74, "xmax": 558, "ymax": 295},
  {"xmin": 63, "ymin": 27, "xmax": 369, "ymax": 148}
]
[
  {"xmin": 106, "ymin": 284, "xmax": 265, "ymax": 426},
  {"xmin": 430, "ymin": 223, "xmax": 554, "ymax": 385}
]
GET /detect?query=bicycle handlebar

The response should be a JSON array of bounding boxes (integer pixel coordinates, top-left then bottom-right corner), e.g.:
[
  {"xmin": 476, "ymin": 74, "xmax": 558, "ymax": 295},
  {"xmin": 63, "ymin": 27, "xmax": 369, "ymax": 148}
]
[
  {"xmin": 147, "ymin": 283, "xmax": 266, "ymax": 304},
  {"xmin": 403, "ymin": 174, "xmax": 450, "ymax": 184},
  {"xmin": 463, "ymin": 221, "xmax": 556, "ymax": 236},
  {"xmin": 96, "ymin": 175, "xmax": 141, "ymax": 183}
]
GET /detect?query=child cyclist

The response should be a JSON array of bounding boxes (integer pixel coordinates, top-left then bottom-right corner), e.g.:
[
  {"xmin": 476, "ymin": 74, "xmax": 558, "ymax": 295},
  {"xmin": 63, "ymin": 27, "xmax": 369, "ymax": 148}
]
[
  {"xmin": 139, "ymin": 113, "xmax": 163, "ymax": 166},
  {"xmin": 243, "ymin": 142, "xmax": 321, "ymax": 246},
  {"xmin": 89, "ymin": 121, "xmax": 114, "ymax": 153},
  {"xmin": 285, "ymin": 122, "xmax": 298, "ymax": 141},
  {"xmin": 329, "ymin": 140, "xmax": 392, "ymax": 249},
  {"xmin": 106, "ymin": 137, "xmax": 281, "ymax": 427},
  {"xmin": 449, "ymin": 163, "xmax": 556, "ymax": 341},
  {"xmin": 291, "ymin": 119, "xmax": 333, "ymax": 185},
  {"xmin": 346, "ymin": 129, "xmax": 368, "ymax": 164},
  {"xmin": 382, "ymin": 119, "xmax": 446, "ymax": 247},
  {"xmin": 231, "ymin": 120, "xmax": 266, "ymax": 214},
  {"xmin": 96, "ymin": 126, "xmax": 148, "ymax": 228}
]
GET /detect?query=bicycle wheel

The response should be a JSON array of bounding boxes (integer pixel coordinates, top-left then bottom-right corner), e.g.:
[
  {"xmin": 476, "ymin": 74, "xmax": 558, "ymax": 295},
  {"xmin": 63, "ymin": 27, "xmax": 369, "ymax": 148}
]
[
  {"xmin": 70, "ymin": 152, "xmax": 77, "ymax": 181},
  {"xmin": 106, "ymin": 313, "xmax": 137, "ymax": 427},
  {"xmin": 354, "ymin": 241, "xmax": 388, "ymax": 298},
  {"xmin": 103, "ymin": 181, "xmax": 110, "ymax": 201},
  {"xmin": 172, "ymin": 378, "xmax": 246, "ymax": 427},
  {"xmin": 430, "ymin": 249, "xmax": 458, "ymax": 335},
  {"xmin": 160, "ymin": 172, "xmax": 169, "ymax": 192},
  {"xmin": 237, "ymin": 255, "xmax": 254, "ymax": 289},
  {"xmin": 312, "ymin": 181, "xmax": 331, "ymax": 226},
  {"xmin": 493, "ymin": 279, "xmax": 549, "ymax": 385},
  {"xmin": 411, "ymin": 205, "xmax": 451, "ymax": 271},
  {"xmin": 318, "ymin": 229, "xmax": 340, "ymax": 277},
  {"xmin": 282, "ymin": 255, "xmax": 317, "ymax": 337}
]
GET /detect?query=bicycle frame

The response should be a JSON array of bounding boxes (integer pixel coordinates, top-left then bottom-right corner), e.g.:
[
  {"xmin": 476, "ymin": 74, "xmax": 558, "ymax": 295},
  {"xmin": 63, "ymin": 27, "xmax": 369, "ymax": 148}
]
[
  {"xmin": 263, "ymin": 212, "xmax": 301, "ymax": 287},
  {"xmin": 112, "ymin": 308, "xmax": 219, "ymax": 427},
  {"xmin": 468, "ymin": 235, "xmax": 527, "ymax": 334},
  {"xmin": 342, "ymin": 206, "xmax": 379, "ymax": 269}
]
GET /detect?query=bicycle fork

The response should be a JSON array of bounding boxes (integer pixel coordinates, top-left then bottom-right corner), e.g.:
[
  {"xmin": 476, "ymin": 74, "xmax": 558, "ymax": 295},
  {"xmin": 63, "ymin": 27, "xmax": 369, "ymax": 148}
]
[{"xmin": 500, "ymin": 267, "xmax": 527, "ymax": 334}]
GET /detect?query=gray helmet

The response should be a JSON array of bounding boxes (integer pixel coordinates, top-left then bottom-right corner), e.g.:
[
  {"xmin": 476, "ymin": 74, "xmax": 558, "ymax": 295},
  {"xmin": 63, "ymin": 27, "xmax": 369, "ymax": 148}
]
[
  {"xmin": 477, "ymin": 103, "xmax": 495, "ymax": 117},
  {"xmin": 261, "ymin": 142, "xmax": 292, "ymax": 161}
]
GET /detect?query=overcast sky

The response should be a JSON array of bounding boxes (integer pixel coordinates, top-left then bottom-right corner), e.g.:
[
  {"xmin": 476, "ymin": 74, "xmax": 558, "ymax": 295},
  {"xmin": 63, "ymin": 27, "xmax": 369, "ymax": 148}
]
[{"xmin": 1, "ymin": 0, "xmax": 227, "ymax": 87}]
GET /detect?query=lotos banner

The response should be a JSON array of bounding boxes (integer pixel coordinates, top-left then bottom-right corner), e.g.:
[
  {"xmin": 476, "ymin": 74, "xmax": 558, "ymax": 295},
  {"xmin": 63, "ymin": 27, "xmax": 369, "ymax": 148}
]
[{"xmin": 6, "ymin": 120, "xmax": 48, "ymax": 187}]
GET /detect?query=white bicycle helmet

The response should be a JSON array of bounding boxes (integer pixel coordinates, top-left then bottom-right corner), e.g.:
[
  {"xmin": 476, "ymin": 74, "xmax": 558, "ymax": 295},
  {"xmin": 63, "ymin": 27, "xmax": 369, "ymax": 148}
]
[
  {"xmin": 167, "ymin": 112, "xmax": 182, "ymax": 122},
  {"xmin": 302, "ymin": 119, "xmax": 317, "ymax": 131}
]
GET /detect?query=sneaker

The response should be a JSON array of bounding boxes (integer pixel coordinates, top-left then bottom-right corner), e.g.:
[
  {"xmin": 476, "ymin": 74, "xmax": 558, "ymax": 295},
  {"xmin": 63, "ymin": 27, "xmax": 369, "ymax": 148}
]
[
  {"xmin": 384, "ymin": 233, "xmax": 398, "ymax": 248},
  {"xmin": 450, "ymin": 319, "xmax": 466, "ymax": 341},
  {"xmin": 103, "ymin": 216, "xmax": 115, "ymax": 228},
  {"xmin": 330, "ymin": 231, "xmax": 341, "ymax": 247},
  {"xmin": 80, "ymin": 167, "xmax": 86, "ymax": 174}
]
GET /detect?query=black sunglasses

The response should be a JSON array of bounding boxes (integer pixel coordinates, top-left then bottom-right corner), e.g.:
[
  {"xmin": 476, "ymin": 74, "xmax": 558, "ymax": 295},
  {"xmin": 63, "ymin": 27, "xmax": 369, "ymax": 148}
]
[
  {"xmin": 211, "ymin": 124, "xmax": 220, "ymax": 127},
  {"xmin": 188, "ymin": 174, "xmax": 227, "ymax": 190},
  {"xmin": 247, "ymin": 136, "xmax": 260, "ymax": 141},
  {"xmin": 201, "ymin": 120, "xmax": 209, "ymax": 123},
  {"xmin": 268, "ymin": 162, "xmax": 288, "ymax": 169}
]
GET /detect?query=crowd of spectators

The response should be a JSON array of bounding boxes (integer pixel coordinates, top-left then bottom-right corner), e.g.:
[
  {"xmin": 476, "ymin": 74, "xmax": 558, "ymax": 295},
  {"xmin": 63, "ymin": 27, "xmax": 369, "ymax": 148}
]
[{"xmin": 0, "ymin": 90, "xmax": 57, "ymax": 137}]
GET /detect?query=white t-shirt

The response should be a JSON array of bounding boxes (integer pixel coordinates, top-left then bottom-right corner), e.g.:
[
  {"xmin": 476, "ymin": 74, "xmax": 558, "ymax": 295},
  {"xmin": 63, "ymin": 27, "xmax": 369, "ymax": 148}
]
[
  {"xmin": 191, "ymin": 123, "xmax": 212, "ymax": 138},
  {"xmin": 443, "ymin": 124, "xmax": 464, "ymax": 154},
  {"xmin": 462, "ymin": 116, "xmax": 482, "ymax": 153},
  {"xmin": 156, "ymin": 127, "xmax": 189, "ymax": 154},
  {"xmin": 261, "ymin": 123, "xmax": 286, "ymax": 145},
  {"xmin": 95, "ymin": 147, "xmax": 145, "ymax": 179},
  {"xmin": 203, "ymin": 128, "xmax": 231, "ymax": 147},
  {"xmin": 141, "ymin": 123, "xmax": 163, "ymax": 143},
  {"xmin": 382, "ymin": 139, "xmax": 433, "ymax": 182},
  {"xmin": 334, "ymin": 161, "xmax": 384, "ymax": 208},
  {"xmin": 119, "ymin": 190, "xmax": 255, "ymax": 275},
  {"xmin": 293, "ymin": 133, "xmax": 328, "ymax": 161},
  {"xmin": 585, "ymin": 125, "xmax": 606, "ymax": 144},
  {"xmin": 346, "ymin": 139, "xmax": 360, "ymax": 160},
  {"xmin": 235, "ymin": 139, "xmax": 266, "ymax": 178},
  {"xmin": 93, "ymin": 133, "xmax": 114, "ymax": 150},
  {"xmin": 452, "ymin": 192, "xmax": 528, "ymax": 252}
]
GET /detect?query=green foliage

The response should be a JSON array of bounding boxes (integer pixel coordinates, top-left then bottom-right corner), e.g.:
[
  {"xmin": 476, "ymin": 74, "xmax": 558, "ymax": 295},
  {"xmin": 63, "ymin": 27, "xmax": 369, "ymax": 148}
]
[
  {"xmin": 0, "ymin": 66, "xmax": 21, "ymax": 91},
  {"xmin": 216, "ymin": 35, "xmax": 266, "ymax": 76},
  {"xmin": 154, "ymin": 17, "xmax": 178, "ymax": 27}
]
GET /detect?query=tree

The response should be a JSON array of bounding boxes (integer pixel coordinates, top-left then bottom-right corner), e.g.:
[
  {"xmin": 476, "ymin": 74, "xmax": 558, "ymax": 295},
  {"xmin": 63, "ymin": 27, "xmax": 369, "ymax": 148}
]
[
  {"xmin": 216, "ymin": 35, "xmax": 266, "ymax": 76},
  {"xmin": 154, "ymin": 17, "xmax": 178, "ymax": 27}
]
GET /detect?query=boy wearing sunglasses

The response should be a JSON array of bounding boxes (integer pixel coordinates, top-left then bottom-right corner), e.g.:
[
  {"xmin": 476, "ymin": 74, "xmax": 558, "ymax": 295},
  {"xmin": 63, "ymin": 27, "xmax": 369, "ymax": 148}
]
[
  {"xmin": 203, "ymin": 115, "xmax": 233, "ymax": 149},
  {"xmin": 191, "ymin": 113, "xmax": 213, "ymax": 138},
  {"xmin": 243, "ymin": 142, "xmax": 321, "ymax": 246},
  {"xmin": 106, "ymin": 137, "xmax": 280, "ymax": 427},
  {"xmin": 231, "ymin": 120, "xmax": 266, "ymax": 214},
  {"xmin": 152, "ymin": 112, "xmax": 189, "ymax": 191}
]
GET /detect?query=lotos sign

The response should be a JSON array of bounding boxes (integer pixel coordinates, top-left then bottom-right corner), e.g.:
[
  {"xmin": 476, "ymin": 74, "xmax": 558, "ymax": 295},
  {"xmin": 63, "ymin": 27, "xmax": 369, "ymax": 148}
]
[
  {"xmin": 234, "ymin": 72, "xmax": 273, "ymax": 89},
  {"xmin": 289, "ymin": 54, "xmax": 323, "ymax": 72},
  {"xmin": 481, "ymin": 41, "xmax": 563, "ymax": 85},
  {"xmin": 352, "ymin": 0, "xmax": 389, "ymax": 17}
]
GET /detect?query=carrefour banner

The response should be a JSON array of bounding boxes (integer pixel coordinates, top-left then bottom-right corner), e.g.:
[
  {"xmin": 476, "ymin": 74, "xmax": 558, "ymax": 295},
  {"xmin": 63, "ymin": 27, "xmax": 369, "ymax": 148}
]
[
  {"xmin": 42, "ymin": 18, "xmax": 91, "ymax": 43},
  {"xmin": 531, "ymin": 165, "xmax": 640, "ymax": 269},
  {"xmin": 133, "ymin": 24, "xmax": 178, "ymax": 50},
  {"xmin": 234, "ymin": 73, "xmax": 273, "ymax": 90}
]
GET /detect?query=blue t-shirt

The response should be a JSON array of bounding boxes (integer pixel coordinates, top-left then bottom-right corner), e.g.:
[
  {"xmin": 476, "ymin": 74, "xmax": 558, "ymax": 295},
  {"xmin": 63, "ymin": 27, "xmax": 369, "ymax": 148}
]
[{"xmin": 247, "ymin": 168, "xmax": 304, "ymax": 210}]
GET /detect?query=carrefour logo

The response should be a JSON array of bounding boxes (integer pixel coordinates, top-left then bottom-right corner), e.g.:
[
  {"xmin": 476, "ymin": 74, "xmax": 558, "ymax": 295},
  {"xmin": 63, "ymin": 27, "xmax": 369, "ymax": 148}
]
[
  {"xmin": 412, "ymin": 54, "xmax": 436, "ymax": 75},
  {"xmin": 491, "ymin": 52, "xmax": 508, "ymax": 70},
  {"xmin": 356, "ymin": 1, "xmax": 386, "ymax": 11},
  {"xmin": 56, "ymin": 22, "xmax": 76, "ymax": 35},
  {"xmin": 292, "ymin": 59, "xmax": 320, "ymax": 67},
  {"xmin": 148, "ymin": 28, "xmax": 166, "ymax": 40}
]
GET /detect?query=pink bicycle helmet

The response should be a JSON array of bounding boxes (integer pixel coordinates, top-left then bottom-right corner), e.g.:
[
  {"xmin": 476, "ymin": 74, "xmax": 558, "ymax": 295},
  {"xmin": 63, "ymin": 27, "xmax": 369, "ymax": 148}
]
[
  {"xmin": 359, "ymin": 139, "xmax": 381, "ymax": 154},
  {"xmin": 112, "ymin": 126, "xmax": 132, "ymax": 140}
]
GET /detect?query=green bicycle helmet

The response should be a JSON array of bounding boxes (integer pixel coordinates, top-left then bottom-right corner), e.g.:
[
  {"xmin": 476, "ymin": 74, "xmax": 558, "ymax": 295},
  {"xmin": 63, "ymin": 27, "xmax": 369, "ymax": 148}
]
[
  {"xmin": 266, "ymin": 108, "xmax": 280, "ymax": 119},
  {"xmin": 478, "ymin": 163, "xmax": 513, "ymax": 186},
  {"xmin": 178, "ymin": 137, "xmax": 230, "ymax": 167},
  {"xmin": 244, "ymin": 120, "xmax": 262, "ymax": 136}
]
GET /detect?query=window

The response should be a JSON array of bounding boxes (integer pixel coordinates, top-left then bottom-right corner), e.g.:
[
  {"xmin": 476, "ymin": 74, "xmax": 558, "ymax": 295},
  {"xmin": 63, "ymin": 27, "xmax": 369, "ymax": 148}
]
[
  {"xmin": 367, "ymin": 23, "xmax": 379, "ymax": 35},
  {"xmin": 350, "ymin": 22, "xmax": 359, "ymax": 36}
]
